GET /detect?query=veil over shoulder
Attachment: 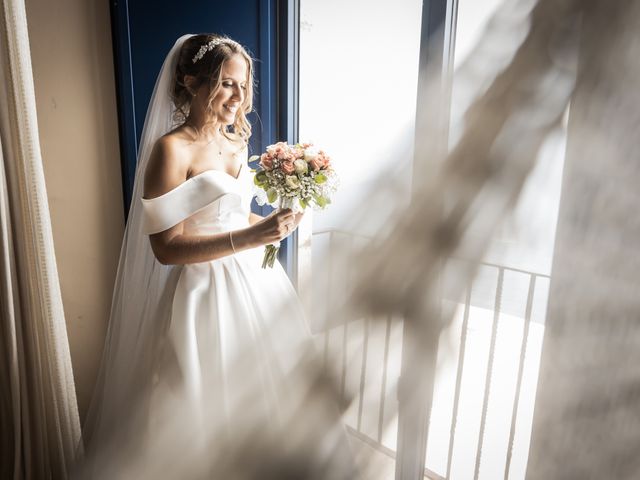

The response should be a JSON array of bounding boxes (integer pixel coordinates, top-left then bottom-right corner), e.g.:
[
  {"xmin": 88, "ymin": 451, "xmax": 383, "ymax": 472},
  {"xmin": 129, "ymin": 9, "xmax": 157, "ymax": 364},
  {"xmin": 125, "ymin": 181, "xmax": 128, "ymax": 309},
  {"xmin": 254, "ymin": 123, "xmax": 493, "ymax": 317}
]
[{"xmin": 80, "ymin": 34, "xmax": 194, "ymax": 464}]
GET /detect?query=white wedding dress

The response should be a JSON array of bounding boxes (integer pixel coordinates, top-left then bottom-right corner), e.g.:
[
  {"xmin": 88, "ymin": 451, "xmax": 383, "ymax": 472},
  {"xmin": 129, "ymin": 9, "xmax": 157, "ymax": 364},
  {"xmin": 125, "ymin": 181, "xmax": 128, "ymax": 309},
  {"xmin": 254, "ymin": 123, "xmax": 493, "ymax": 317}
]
[
  {"xmin": 78, "ymin": 154, "xmax": 317, "ymax": 479},
  {"xmin": 140, "ymin": 150, "xmax": 311, "ymax": 441}
]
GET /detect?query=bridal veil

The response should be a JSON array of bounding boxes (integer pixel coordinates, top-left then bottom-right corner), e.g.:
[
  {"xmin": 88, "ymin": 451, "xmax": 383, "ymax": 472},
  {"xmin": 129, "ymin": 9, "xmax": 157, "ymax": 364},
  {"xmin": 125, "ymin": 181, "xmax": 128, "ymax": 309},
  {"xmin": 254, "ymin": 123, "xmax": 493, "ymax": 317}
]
[{"xmin": 80, "ymin": 34, "xmax": 193, "ymax": 465}]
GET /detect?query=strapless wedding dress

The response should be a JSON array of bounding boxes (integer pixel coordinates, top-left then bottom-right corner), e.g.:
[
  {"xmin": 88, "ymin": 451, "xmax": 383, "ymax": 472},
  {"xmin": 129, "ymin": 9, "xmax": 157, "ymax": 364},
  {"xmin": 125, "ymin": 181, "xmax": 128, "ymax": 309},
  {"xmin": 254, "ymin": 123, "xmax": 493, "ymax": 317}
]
[
  {"xmin": 140, "ymin": 157, "xmax": 311, "ymax": 445},
  {"xmin": 79, "ymin": 155, "xmax": 355, "ymax": 479}
]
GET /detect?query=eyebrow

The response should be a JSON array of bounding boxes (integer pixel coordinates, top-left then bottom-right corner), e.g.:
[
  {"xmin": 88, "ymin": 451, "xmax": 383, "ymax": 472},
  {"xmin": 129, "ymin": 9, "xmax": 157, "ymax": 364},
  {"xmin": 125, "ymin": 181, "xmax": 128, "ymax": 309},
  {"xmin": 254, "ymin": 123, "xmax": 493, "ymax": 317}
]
[{"xmin": 222, "ymin": 77, "xmax": 246, "ymax": 83}]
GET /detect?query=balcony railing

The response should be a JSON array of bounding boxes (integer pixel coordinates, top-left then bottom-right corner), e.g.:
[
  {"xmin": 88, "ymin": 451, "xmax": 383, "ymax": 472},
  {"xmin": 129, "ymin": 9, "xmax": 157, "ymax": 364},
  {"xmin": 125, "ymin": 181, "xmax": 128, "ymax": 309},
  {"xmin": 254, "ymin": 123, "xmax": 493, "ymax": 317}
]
[{"xmin": 310, "ymin": 228, "xmax": 550, "ymax": 480}]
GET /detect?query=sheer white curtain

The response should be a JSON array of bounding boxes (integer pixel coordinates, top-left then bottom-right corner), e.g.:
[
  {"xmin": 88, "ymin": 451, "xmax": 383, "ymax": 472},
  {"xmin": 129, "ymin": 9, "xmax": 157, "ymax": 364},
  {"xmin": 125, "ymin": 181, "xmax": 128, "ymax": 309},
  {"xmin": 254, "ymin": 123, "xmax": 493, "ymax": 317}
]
[{"xmin": 0, "ymin": 0, "xmax": 81, "ymax": 478}]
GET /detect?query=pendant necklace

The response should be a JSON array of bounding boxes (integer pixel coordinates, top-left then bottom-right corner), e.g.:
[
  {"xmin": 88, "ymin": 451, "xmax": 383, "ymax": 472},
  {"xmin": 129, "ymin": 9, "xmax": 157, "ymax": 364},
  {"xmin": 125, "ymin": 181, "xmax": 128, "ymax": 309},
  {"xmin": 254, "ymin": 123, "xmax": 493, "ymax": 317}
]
[
  {"xmin": 186, "ymin": 120, "xmax": 222, "ymax": 156},
  {"xmin": 208, "ymin": 135, "xmax": 223, "ymax": 157}
]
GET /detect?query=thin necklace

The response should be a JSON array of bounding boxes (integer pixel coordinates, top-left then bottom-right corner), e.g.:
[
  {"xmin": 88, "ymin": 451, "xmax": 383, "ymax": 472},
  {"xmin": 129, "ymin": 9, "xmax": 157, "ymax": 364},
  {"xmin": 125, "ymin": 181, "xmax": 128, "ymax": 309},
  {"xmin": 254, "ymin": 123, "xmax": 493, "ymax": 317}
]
[
  {"xmin": 185, "ymin": 121, "xmax": 223, "ymax": 155},
  {"xmin": 208, "ymin": 136, "xmax": 223, "ymax": 157}
]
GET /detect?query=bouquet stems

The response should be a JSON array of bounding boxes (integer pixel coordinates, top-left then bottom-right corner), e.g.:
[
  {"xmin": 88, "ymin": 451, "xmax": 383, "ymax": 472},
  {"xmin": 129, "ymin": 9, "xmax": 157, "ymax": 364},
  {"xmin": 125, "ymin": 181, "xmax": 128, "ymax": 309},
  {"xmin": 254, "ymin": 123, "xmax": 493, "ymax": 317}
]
[
  {"xmin": 262, "ymin": 243, "xmax": 280, "ymax": 269},
  {"xmin": 261, "ymin": 202, "xmax": 293, "ymax": 269}
]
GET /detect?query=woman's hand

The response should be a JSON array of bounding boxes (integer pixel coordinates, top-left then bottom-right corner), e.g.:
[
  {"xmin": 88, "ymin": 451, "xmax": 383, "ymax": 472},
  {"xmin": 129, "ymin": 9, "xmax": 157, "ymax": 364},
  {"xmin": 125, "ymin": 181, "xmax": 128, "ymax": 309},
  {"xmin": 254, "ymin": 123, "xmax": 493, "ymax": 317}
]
[{"xmin": 245, "ymin": 208, "xmax": 298, "ymax": 246}]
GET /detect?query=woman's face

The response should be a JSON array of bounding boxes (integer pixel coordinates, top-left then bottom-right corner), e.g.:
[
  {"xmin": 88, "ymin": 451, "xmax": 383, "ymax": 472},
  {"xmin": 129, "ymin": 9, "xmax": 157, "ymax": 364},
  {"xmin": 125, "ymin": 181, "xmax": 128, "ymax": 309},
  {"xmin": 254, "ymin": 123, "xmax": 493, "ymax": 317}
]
[{"xmin": 210, "ymin": 53, "xmax": 248, "ymax": 126}]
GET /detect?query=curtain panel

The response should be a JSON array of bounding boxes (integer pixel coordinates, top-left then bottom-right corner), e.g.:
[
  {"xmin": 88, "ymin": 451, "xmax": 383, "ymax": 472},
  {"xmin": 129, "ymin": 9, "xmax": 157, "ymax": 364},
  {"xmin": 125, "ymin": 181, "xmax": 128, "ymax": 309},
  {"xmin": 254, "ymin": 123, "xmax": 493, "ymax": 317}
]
[{"xmin": 0, "ymin": 0, "xmax": 81, "ymax": 478}]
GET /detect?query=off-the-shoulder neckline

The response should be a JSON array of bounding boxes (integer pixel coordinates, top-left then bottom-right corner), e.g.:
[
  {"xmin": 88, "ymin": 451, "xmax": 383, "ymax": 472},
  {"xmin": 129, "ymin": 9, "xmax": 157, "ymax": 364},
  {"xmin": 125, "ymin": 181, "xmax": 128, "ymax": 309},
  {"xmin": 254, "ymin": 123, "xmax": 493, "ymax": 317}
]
[{"xmin": 142, "ymin": 163, "xmax": 244, "ymax": 202}]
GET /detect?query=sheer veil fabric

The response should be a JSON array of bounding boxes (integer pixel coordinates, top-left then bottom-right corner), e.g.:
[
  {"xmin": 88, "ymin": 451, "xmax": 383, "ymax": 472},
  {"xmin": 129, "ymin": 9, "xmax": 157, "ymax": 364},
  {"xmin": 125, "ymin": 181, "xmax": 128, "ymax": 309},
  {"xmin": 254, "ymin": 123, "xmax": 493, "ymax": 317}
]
[{"xmin": 79, "ymin": 34, "xmax": 194, "ymax": 469}]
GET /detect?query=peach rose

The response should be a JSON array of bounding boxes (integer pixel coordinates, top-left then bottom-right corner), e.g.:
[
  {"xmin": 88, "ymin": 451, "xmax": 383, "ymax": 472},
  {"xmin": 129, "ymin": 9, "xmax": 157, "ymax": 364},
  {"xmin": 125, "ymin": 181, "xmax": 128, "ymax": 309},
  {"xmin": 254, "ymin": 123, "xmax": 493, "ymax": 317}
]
[
  {"xmin": 294, "ymin": 146, "xmax": 305, "ymax": 159},
  {"xmin": 317, "ymin": 151, "xmax": 331, "ymax": 169},
  {"xmin": 259, "ymin": 153, "xmax": 274, "ymax": 170},
  {"xmin": 281, "ymin": 159, "xmax": 295, "ymax": 174},
  {"xmin": 308, "ymin": 157, "xmax": 323, "ymax": 171},
  {"xmin": 267, "ymin": 142, "xmax": 285, "ymax": 160}
]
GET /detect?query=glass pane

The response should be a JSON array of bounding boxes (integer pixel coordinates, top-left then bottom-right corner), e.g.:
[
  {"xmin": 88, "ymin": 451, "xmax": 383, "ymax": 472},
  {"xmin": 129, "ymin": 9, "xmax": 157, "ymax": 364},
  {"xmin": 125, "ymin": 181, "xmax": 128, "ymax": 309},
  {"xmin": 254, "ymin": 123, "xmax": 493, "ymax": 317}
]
[{"xmin": 299, "ymin": 1, "xmax": 424, "ymax": 478}]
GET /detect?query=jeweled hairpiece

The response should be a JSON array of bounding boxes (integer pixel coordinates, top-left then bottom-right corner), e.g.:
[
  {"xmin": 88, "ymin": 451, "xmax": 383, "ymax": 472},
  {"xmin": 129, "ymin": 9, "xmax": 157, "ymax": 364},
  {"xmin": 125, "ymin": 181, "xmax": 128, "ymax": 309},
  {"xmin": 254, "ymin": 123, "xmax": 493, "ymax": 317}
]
[{"xmin": 192, "ymin": 38, "xmax": 228, "ymax": 64}]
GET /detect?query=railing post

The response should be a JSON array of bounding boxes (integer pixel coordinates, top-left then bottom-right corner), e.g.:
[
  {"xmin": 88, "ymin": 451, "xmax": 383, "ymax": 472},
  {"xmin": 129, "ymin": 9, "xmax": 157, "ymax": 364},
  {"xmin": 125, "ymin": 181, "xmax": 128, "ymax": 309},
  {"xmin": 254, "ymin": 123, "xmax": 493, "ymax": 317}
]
[{"xmin": 395, "ymin": 313, "xmax": 441, "ymax": 480}]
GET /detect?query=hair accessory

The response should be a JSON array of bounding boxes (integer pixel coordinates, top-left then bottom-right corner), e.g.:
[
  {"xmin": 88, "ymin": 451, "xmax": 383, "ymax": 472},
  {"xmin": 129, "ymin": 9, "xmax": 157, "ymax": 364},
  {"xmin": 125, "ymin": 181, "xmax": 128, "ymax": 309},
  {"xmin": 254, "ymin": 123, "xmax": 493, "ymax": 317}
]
[{"xmin": 192, "ymin": 38, "xmax": 227, "ymax": 63}]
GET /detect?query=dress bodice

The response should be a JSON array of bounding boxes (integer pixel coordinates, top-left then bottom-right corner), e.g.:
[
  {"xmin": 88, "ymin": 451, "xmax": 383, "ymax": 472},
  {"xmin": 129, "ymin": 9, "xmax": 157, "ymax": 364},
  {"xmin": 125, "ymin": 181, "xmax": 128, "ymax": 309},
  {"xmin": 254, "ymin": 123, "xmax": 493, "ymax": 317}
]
[{"xmin": 141, "ymin": 160, "xmax": 252, "ymax": 236}]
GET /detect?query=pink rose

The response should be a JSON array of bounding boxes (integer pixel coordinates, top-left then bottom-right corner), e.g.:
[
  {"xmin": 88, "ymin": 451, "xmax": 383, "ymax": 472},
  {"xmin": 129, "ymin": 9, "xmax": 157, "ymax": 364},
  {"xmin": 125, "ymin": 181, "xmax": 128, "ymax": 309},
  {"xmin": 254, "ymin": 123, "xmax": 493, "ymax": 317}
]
[
  {"xmin": 318, "ymin": 151, "xmax": 331, "ymax": 169},
  {"xmin": 276, "ymin": 147, "xmax": 289, "ymax": 160},
  {"xmin": 265, "ymin": 141, "xmax": 286, "ymax": 160},
  {"xmin": 281, "ymin": 159, "xmax": 295, "ymax": 174},
  {"xmin": 260, "ymin": 153, "xmax": 274, "ymax": 170},
  {"xmin": 308, "ymin": 157, "xmax": 323, "ymax": 171}
]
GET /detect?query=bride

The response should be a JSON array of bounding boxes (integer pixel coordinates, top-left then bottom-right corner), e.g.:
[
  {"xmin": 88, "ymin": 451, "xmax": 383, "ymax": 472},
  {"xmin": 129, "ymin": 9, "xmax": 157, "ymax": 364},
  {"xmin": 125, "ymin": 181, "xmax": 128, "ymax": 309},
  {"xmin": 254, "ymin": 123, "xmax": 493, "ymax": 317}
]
[
  {"xmin": 143, "ymin": 35, "xmax": 303, "ymax": 264},
  {"xmin": 77, "ymin": 34, "xmax": 351, "ymax": 478}
]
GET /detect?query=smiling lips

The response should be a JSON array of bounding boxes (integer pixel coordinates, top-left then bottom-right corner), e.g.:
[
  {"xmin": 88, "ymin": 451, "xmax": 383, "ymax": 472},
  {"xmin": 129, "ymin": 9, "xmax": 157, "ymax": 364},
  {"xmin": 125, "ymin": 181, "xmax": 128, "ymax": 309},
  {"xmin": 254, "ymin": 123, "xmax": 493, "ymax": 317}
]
[{"xmin": 224, "ymin": 103, "xmax": 239, "ymax": 114}]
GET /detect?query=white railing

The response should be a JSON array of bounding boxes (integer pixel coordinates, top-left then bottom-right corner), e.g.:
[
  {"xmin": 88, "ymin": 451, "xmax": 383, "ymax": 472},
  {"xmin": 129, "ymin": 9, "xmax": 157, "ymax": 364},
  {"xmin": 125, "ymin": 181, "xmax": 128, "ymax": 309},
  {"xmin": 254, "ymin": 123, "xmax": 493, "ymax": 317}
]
[{"xmin": 311, "ymin": 228, "xmax": 549, "ymax": 480}]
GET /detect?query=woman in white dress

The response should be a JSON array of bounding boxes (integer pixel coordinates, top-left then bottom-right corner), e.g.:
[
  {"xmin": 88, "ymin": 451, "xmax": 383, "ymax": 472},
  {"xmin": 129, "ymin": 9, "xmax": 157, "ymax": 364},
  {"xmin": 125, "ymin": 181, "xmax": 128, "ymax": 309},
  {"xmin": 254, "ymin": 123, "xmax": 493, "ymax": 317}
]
[
  {"xmin": 143, "ymin": 35, "xmax": 303, "ymax": 265},
  {"xmin": 77, "ymin": 34, "xmax": 349, "ymax": 478},
  {"xmin": 141, "ymin": 32, "xmax": 309, "ymax": 429}
]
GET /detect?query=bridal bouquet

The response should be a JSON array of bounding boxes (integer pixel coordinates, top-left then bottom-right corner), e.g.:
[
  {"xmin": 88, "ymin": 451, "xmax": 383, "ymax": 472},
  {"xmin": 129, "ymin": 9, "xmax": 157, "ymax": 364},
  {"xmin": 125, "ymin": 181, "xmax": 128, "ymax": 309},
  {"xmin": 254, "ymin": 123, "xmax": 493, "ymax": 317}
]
[{"xmin": 250, "ymin": 141, "xmax": 339, "ymax": 268}]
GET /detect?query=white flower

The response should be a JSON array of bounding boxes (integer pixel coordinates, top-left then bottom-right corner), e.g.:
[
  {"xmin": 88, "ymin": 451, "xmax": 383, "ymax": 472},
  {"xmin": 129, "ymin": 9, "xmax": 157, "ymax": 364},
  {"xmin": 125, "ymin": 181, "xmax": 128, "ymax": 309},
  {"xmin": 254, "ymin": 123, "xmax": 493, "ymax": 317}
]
[
  {"xmin": 303, "ymin": 147, "xmax": 320, "ymax": 162},
  {"xmin": 285, "ymin": 175, "xmax": 301, "ymax": 189},
  {"xmin": 293, "ymin": 159, "xmax": 308, "ymax": 174}
]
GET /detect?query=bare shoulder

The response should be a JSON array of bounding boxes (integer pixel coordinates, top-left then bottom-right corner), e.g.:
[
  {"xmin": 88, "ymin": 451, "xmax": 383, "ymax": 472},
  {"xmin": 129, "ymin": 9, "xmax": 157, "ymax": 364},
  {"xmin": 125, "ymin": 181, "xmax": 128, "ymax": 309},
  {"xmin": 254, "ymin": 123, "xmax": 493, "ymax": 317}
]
[{"xmin": 143, "ymin": 132, "xmax": 190, "ymax": 199}]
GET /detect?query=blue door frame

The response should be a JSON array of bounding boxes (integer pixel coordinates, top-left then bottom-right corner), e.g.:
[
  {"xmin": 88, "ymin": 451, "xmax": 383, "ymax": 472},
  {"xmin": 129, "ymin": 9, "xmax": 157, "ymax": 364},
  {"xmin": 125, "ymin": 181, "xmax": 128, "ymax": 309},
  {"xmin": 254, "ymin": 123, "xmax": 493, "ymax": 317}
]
[
  {"xmin": 110, "ymin": 0, "xmax": 300, "ymax": 279},
  {"xmin": 274, "ymin": 0, "xmax": 299, "ymax": 282}
]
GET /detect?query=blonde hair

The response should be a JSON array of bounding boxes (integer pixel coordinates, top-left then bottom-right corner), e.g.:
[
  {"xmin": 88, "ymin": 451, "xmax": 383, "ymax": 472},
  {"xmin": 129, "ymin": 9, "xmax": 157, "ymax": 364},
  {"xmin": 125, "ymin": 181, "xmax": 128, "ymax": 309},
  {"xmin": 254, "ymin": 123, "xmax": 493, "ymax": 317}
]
[{"xmin": 172, "ymin": 34, "xmax": 254, "ymax": 144}]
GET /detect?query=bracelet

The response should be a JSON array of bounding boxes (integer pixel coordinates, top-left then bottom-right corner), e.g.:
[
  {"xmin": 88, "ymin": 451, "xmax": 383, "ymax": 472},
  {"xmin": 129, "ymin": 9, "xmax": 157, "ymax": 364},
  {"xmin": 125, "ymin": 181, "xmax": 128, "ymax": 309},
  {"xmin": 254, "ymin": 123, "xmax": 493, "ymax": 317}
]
[{"xmin": 229, "ymin": 231, "xmax": 237, "ymax": 254}]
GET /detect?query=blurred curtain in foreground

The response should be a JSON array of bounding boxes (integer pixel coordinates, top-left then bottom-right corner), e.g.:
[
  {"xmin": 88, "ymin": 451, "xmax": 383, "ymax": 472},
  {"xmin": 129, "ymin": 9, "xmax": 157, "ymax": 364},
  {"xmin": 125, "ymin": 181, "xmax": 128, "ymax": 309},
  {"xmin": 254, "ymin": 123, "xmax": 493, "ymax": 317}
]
[
  {"xmin": 527, "ymin": 0, "xmax": 640, "ymax": 478},
  {"xmin": 0, "ymin": 0, "xmax": 81, "ymax": 478}
]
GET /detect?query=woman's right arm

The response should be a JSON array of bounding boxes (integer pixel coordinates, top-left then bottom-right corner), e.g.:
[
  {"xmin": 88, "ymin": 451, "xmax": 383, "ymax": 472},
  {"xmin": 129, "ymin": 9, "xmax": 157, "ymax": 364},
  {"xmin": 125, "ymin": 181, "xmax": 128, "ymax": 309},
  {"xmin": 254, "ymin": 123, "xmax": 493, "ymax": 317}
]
[
  {"xmin": 143, "ymin": 136, "xmax": 296, "ymax": 265},
  {"xmin": 148, "ymin": 210, "xmax": 296, "ymax": 265}
]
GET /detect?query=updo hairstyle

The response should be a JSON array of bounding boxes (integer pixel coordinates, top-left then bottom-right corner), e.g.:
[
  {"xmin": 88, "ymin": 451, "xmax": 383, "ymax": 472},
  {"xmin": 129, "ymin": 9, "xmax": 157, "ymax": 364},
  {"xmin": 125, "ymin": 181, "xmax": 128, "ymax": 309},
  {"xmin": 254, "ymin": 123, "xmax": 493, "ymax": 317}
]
[{"xmin": 172, "ymin": 34, "xmax": 254, "ymax": 144}]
